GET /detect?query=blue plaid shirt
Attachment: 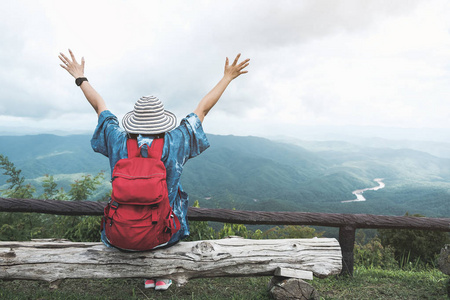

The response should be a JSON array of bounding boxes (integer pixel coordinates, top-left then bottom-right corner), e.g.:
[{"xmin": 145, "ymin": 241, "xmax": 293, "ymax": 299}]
[{"xmin": 91, "ymin": 110, "xmax": 210, "ymax": 247}]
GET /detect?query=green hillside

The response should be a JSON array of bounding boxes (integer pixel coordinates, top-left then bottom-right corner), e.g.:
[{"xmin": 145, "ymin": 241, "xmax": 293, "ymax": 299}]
[
  {"xmin": 182, "ymin": 135, "xmax": 450, "ymax": 217},
  {"xmin": 0, "ymin": 134, "xmax": 109, "ymax": 179},
  {"xmin": 1, "ymin": 134, "xmax": 449, "ymax": 217}
]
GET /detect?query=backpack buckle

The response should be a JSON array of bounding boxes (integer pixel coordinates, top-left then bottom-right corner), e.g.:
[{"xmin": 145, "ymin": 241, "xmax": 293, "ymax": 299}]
[{"xmin": 151, "ymin": 205, "xmax": 159, "ymax": 224}]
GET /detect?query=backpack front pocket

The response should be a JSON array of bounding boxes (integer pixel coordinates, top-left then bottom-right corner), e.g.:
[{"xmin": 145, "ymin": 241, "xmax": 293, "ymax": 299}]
[
  {"xmin": 112, "ymin": 157, "xmax": 168, "ymax": 205},
  {"xmin": 112, "ymin": 173, "xmax": 166, "ymax": 205}
]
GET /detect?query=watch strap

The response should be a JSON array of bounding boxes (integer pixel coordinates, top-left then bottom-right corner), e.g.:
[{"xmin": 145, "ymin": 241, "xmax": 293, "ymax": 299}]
[{"xmin": 75, "ymin": 77, "xmax": 88, "ymax": 86}]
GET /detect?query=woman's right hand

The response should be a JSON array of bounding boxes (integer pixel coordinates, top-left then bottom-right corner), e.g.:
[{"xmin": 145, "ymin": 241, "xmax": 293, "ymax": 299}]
[
  {"xmin": 224, "ymin": 53, "xmax": 250, "ymax": 81},
  {"xmin": 59, "ymin": 49, "xmax": 85, "ymax": 79}
]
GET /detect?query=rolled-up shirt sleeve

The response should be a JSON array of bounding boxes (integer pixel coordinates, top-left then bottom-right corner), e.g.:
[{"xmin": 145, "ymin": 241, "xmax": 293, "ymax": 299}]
[
  {"xmin": 91, "ymin": 110, "xmax": 127, "ymax": 175},
  {"xmin": 91, "ymin": 111, "xmax": 117, "ymax": 156},
  {"xmin": 164, "ymin": 113, "xmax": 210, "ymax": 165}
]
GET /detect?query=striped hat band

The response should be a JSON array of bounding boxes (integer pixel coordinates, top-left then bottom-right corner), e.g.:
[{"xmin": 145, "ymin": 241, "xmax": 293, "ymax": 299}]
[{"xmin": 122, "ymin": 96, "xmax": 177, "ymax": 135}]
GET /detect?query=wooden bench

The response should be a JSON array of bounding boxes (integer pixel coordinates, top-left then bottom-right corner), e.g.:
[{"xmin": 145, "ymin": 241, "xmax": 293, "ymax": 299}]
[
  {"xmin": 1, "ymin": 197, "xmax": 449, "ymax": 278},
  {"xmin": 0, "ymin": 237, "xmax": 342, "ymax": 299}
]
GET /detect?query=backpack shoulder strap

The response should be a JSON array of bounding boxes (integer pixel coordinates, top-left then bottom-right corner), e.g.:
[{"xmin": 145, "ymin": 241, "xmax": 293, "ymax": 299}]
[
  {"xmin": 126, "ymin": 138, "xmax": 141, "ymax": 158},
  {"xmin": 147, "ymin": 138, "xmax": 164, "ymax": 159}
]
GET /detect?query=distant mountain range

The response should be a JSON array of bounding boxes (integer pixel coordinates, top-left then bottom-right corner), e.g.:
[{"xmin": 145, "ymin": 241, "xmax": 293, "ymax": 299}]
[{"xmin": 1, "ymin": 133, "xmax": 449, "ymax": 218}]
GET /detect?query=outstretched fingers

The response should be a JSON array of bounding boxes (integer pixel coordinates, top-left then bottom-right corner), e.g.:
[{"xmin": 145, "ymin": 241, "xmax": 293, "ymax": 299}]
[
  {"xmin": 232, "ymin": 53, "xmax": 241, "ymax": 66},
  {"xmin": 58, "ymin": 54, "xmax": 69, "ymax": 70},
  {"xmin": 239, "ymin": 59, "xmax": 250, "ymax": 70},
  {"xmin": 59, "ymin": 53, "xmax": 67, "ymax": 63},
  {"xmin": 69, "ymin": 49, "xmax": 78, "ymax": 64},
  {"xmin": 58, "ymin": 49, "xmax": 85, "ymax": 78},
  {"xmin": 236, "ymin": 58, "xmax": 250, "ymax": 75},
  {"xmin": 224, "ymin": 53, "xmax": 250, "ymax": 79}
]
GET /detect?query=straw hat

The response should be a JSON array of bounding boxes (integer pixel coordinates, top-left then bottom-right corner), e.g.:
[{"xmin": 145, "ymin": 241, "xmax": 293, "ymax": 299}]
[{"xmin": 122, "ymin": 96, "xmax": 177, "ymax": 135}]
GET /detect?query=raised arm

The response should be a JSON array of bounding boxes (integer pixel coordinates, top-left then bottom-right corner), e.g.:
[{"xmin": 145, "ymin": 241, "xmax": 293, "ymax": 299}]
[
  {"xmin": 194, "ymin": 54, "xmax": 250, "ymax": 123},
  {"xmin": 59, "ymin": 49, "xmax": 107, "ymax": 117}
]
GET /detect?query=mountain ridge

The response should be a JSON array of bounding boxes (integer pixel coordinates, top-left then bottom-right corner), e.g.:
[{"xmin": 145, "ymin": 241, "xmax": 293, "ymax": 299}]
[{"xmin": 0, "ymin": 133, "xmax": 449, "ymax": 218}]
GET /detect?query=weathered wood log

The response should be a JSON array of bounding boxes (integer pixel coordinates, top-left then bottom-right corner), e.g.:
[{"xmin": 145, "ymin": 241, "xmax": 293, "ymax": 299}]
[
  {"xmin": 0, "ymin": 237, "xmax": 341, "ymax": 285},
  {"xmin": 1, "ymin": 197, "xmax": 449, "ymax": 231}
]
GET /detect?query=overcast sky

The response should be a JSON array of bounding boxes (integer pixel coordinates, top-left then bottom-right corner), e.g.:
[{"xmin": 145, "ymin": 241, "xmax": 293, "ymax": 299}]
[{"xmin": 1, "ymin": 0, "xmax": 450, "ymax": 141}]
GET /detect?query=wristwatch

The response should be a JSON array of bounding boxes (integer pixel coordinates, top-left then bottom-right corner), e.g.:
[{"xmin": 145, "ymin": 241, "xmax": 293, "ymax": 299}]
[{"xmin": 75, "ymin": 77, "xmax": 88, "ymax": 86}]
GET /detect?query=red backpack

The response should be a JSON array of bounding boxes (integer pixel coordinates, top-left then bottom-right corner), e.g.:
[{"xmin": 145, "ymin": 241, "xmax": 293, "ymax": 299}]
[{"xmin": 103, "ymin": 138, "xmax": 180, "ymax": 251}]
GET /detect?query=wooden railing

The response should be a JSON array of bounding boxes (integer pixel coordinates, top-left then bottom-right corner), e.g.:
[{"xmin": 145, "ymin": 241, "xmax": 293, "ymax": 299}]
[{"xmin": 1, "ymin": 197, "xmax": 449, "ymax": 275}]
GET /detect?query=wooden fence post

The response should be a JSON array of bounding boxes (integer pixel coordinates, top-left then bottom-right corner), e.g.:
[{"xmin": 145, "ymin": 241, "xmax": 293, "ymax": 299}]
[{"xmin": 339, "ymin": 225, "xmax": 356, "ymax": 276}]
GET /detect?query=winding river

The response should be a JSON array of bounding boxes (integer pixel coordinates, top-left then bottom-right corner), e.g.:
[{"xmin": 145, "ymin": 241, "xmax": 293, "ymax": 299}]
[{"xmin": 341, "ymin": 178, "xmax": 385, "ymax": 203}]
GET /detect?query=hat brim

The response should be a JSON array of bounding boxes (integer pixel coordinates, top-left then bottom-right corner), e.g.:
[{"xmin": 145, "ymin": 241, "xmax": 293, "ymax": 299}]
[{"xmin": 122, "ymin": 110, "xmax": 177, "ymax": 135}]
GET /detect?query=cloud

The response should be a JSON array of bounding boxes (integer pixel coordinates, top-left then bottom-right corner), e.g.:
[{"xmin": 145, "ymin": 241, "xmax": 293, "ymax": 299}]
[{"xmin": 1, "ymin": 0, "xmax": 450, "ymax": 137}]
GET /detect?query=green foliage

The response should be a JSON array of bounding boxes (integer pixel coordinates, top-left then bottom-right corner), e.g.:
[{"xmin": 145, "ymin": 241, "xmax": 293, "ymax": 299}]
[
  {"xmin": 38, "ymin": 174, "xmax": 69, "ymax": 200},
  {"xmin": 68, "ymin": 172, "xmax": 104, "ymax": 201},
  {"xmin": 0, "ymin": 212, "xmax": 51, "ymax": 240},
  {"xmin": 188, "ymin": 201, "xmax": 264, "ymax": 240},
  {"xmin": 0, "ymin": 155, "xmax": 104, "ymax": 242},
  {"xmin": 185, "ymin": 201, "xmax": 217, "ymax": 241},
  {"xmin": 0, "ymin": 154, "xmax": 35, "ymax": 198},
  {"xmin": 354, "ymin": 236, "xmax": 397, "ymax": 269},
  {"xmin": 40, "ymin": 174, "xmax": 58, "ymax": 199},
  {"xmin": 63, "ymin": 216, "xmax": 102, "ymax": 242},
  {"xmin": 261, "ymin": 225, "xmax": 324, "ymax": 239},
  {"xmin": 187, "ymin": 201, "xmax": 324, "ymax": 241},
  {"xmin": 0, "ymin": 213, "xmax": 103, "ymax": 242},
  {"xmin": 40, "ymin": 175, "xmax": 69, "ymax": 200},
  {"xmin": 378, "ymin": 212, "xmax": 450, "ymax": 266},
  {"xmin": 186, "ymin": 220, "xmax": 217, "ymax": 241},
  {"xmin": 0, "ymin": 223, "xmax": 17, "ymax": 240},
  {"xmin": 218, "ymin": 223, "xmax": 249, "ymax": 239},
  {"xmin": 251, "ymin": 229, "xmax": 263, "ymax": 240}
]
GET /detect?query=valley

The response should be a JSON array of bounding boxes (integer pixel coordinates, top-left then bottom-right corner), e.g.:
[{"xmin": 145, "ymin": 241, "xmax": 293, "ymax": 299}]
[{"xmin": 1, "ymin": 133, "xmax": 449, "ymax": 218}]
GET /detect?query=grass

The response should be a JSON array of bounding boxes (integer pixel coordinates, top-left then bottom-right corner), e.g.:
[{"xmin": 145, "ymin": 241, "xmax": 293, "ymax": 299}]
[
  {"xmin": 313, "ymin": 267, "xmax": 448, "ymax": 299},
  {"xmin": 0, "ymin": 267, "xmax": 448, "ymax": 299}
]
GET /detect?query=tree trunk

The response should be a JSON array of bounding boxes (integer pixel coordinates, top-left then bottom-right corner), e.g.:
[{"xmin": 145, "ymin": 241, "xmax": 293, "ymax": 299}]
[
  {"xmin": 0, "ymin": 237, "xmax": 341, "ymax": 285},
  {"xmin": 438, "ymin": 244, "xmax": 450, "ymax": 276}
]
